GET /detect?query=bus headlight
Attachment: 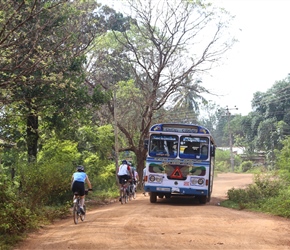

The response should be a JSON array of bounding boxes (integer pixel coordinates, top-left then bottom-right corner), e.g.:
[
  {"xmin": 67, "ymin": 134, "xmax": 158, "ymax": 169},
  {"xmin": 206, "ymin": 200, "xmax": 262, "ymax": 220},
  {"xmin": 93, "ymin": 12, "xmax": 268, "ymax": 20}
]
[
  {"xmin": 190, "ymin": 177, "xmax": 205, "ymax": 186},
  {"xmin": 149, "ymin": 174, "xmax": 163, "ymax": 184}
]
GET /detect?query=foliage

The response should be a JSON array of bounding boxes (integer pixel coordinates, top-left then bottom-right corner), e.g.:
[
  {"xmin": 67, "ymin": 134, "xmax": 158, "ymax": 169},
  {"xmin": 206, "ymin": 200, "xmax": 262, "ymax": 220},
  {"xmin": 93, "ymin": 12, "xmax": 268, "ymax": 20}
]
[
  {"xmin": 224, "ymin": 173, "xmax": 290, "ymax": 217},
  {"xmin": 19, "ymin": 138, "xmax": 80, "ymax": 206},
  {"xmin": 240, "ymin": 161, "xmax": 253, "ymax": 172},
  {"xmin": 90, "ymin": 0, "xmax": 236, "ymax": 175},
  {"xmin": 169, "ymin": 77, "xmax": 208, "ymax": 123},
  {"xmin": 276, "ymin": 136, "xmax": 290, "ymax": 172},
  {"xmin": 215, "ymin": 149, "xmax": 231, "ymax": 172},
  {"xmin": 215, "ymin": 148, "xmax": 241, "ymax": 172},
  {"xmin": 0, "ymin": 0, "xmax": 108, "ymax": 162},
  {"xmin": 258, "ymin": 187, "xmax": 290, "ymax": 218},
  {"xmin": 0, "ymin": 165, "xmax": 38, "ymax": 247},
  {"xmin": 0, "ymin": 125, "xmax": 117, "ymax": 248}
]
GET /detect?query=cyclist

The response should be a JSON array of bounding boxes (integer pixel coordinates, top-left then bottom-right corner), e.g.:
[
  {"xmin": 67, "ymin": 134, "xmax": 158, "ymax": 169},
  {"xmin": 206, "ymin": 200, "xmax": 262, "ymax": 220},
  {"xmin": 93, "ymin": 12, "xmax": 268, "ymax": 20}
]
[
  {"xmin": 131, "ymin": 164, "xmax": 139, "ymax": 193},
  {"xmin": 71, "ymin": 165, "xmax": 92, "ymax": 214},
  {"xmin": 117, "ymin": 160, "xmax": 132, "ymax": 200}
]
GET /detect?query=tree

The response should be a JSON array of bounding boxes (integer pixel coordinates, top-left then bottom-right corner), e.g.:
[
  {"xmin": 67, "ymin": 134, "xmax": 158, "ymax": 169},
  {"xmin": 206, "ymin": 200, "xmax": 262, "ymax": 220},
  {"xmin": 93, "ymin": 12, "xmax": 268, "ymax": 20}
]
[
  {"xmin": 244, "ymin": 76, "xmax": 290, "ymax": 165},
  {"xmin": 0, "ymin": 1, "xmax": 107, "ymax": 161},
  {"xmin": 105, "ymin": 0, "xmax": 236, "ymax": 172},
  {"xmin": 169, "ymin": 77, "xmax": 208, "ymax": 123}
]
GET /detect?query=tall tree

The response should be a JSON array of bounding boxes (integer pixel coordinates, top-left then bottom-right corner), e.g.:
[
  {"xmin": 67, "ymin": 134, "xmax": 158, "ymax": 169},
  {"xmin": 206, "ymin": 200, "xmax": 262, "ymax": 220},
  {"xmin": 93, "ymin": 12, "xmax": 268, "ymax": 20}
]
[
  {"xmin": 170, "ymin": 77, "xmax": 208, "ymax": 123},
  {"xmin": 0, "ymin": 1, "xmax": 106, "ymax": 161},
  {"xmin": 106, "ymin": 0, "xmax": 236, "ymax": 172}
]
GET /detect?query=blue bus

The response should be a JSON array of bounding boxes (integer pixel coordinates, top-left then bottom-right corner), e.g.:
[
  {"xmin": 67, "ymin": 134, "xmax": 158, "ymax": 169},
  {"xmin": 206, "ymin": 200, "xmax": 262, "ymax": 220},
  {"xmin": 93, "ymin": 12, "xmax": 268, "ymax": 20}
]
[{"xmin": 143, "ymin": 123, "xmax": 216, "ymax": 204}]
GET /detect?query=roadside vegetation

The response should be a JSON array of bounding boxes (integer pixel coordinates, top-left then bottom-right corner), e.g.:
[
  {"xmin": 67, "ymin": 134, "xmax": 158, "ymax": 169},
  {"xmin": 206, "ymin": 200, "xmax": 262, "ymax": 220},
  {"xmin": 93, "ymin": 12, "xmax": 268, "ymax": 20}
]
[{"xmin": 216, "ymin": 148, "xmax": 290, "ymax": 218}]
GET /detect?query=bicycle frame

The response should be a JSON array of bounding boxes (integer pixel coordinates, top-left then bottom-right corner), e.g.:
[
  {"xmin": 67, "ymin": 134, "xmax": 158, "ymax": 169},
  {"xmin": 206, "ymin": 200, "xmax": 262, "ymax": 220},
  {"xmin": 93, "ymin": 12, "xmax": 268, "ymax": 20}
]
[
  {"xmin": 73, "ymin": 191, "xmax": 87, "ymax": 224},
  {"xmin": 127, "ymin": 181, "xmax": 136, "ymax": 200},
  {"xmin": 120, "ymin": 180, "xmax": 129, "ymax": 204}
]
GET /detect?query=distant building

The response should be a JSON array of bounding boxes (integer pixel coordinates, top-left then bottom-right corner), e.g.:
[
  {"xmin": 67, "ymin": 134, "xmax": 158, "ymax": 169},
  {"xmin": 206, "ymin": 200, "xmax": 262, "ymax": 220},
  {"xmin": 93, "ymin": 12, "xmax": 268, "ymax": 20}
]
[
  {"xmin": 218, "ymin": 147, "xmax": 266, "ymax": 165},
  {"xmin": 218, "ymin": 147, "xmax": 245, "ymax": 155}
]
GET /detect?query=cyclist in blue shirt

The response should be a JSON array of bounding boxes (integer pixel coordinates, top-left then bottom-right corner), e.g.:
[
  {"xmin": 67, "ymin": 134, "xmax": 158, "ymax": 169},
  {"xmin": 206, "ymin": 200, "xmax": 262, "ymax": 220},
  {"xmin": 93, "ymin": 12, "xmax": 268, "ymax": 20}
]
[{"xmin": 71, "ymin": 165, "xmax": 92, "ymax": 214}]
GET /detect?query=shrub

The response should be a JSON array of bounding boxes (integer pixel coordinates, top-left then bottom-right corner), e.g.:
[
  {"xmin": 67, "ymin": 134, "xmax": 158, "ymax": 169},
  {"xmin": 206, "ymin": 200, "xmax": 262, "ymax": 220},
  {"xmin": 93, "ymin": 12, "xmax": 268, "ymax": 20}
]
[
  {"xmin": 0, "ymin": 168, "xmax": 37, "ymax": 236},
  {"xmin": 223, "ymin": 172, "xmax": 290, "ymax": 217},
  {"xmin": 241, "ymin": 161, "xmax": 253, "ymax": 172}
]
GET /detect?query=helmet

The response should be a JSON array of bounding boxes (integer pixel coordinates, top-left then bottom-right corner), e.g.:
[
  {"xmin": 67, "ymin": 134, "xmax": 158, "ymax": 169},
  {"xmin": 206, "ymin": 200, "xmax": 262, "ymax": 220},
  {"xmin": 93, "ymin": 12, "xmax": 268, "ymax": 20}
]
[
  {"xmin": 76, "ymin": 165, "xmax": 85, "ymax": 172},
  {"xmin": 127, "ymin": 161, "xmax": 132, "ymax": 166},
  {"xmin": 122, "ymin": 160, "xmax": 127, "ymax": 164}
]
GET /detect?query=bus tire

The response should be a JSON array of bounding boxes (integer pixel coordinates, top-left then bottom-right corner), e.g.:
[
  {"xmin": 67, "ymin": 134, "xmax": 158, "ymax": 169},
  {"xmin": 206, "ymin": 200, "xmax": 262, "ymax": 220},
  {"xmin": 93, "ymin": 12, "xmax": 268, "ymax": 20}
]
[
  {"xmin": 150, "ymin": 192, "xmax": 157, "ymax": 203},
  {"xmin": 198, "ymin": 195, "xmax": 207, "ymax": 204}
]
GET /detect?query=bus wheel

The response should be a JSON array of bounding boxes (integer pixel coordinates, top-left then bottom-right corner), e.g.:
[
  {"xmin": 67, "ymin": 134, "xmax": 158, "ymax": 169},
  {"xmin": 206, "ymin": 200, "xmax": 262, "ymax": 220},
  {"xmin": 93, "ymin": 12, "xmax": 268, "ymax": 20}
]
[
  {"xmin": 150, "ymin": 192, "xmax": 157, "ymax": 203},
  {"xmin": 198, "ymin": 195, "xmax": 207, "ymax": 204}
]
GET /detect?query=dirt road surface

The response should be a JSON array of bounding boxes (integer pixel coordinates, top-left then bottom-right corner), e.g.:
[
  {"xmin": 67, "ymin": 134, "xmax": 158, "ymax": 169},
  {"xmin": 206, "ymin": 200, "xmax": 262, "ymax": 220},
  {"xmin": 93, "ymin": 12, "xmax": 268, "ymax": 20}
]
[{"xmin": 15, "ymin": 173, "xmax": 290, "ymax": 250}]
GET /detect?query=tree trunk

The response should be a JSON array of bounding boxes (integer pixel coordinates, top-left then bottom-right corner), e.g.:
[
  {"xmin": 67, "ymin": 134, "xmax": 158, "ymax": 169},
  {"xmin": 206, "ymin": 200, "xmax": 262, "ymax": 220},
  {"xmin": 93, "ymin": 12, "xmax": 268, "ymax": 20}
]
[
  {"xmin": 135, "ymin": 146, "xmax": 147, "ymax": 186},
  {"xmin": 27, "ymin": 113, "xmax": 39, "ymax": 162}
]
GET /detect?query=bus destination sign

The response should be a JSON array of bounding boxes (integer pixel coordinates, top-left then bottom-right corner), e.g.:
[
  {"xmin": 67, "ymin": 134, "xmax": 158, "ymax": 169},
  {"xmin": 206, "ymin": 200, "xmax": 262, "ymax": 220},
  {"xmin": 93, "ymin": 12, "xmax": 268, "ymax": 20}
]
[{"xmin": 163, "ymin": 127, "xmax": 198, "ymax": 133}]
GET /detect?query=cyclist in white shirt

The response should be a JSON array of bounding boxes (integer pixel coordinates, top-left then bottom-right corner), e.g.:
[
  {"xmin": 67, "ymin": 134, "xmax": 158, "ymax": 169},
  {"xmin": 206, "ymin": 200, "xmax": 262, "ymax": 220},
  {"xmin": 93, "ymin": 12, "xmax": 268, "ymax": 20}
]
[{"xmin": 117, "ymin": 160, "xmax": 132, "ymax": 200}]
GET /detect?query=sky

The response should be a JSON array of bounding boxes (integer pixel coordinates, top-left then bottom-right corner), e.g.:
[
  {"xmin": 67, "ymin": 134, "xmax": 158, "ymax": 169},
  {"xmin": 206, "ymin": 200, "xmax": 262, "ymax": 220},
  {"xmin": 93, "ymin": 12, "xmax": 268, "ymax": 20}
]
[
  {"xmin": 101, "ymin": 0, "xmax": 290, "ymax": 116},
  {"xmin": 202, "ymin": 0, "xmax": 290, "ymax": 115}
]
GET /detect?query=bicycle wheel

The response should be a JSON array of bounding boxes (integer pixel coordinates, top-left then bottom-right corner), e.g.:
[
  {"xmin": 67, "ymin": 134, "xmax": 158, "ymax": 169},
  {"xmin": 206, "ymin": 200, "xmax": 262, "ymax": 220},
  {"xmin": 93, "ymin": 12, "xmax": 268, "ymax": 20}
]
[
  {"xmin": 125, "ymin": 193, "xmax": 129, "ymax": 203},
  {"xmin": 128, "ymin": 189, "xmax": 132, "ymax": 201},
  {"xmin": 133, "ymin": 189, "xmax": 136, "ymax": 199},
  {"xmin": 73, "ymin": 203, "xmax": 79, "ymax": 224},
  {"xmin": 120, "ymin": 190, "xmax": 125, "ymax": 204},
  {"xmin": 80, "ymin": 205, "xmax": 86, "ymax": 221}
]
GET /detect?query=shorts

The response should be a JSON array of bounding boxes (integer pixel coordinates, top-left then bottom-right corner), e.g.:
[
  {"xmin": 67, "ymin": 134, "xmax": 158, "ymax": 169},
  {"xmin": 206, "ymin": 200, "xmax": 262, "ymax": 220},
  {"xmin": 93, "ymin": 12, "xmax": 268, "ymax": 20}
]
[
  {"xmin": 118, "ymin": 175, "xmax": 131, "ymax": 185},
  {"xmin": 72, "ymin": 181, "xmax": 85, "ymax": 196}
]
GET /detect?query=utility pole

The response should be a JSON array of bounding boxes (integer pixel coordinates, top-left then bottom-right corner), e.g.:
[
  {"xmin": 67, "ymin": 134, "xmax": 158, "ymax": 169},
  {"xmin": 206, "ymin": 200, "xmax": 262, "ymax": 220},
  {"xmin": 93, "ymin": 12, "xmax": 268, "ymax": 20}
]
[
  {"xmin": 113, "ymin": 89, "xmax": 119, "ymax": 179},
  {"xmin": 219, "ymin": 106, "xmax": 238, "ymax": 172}
]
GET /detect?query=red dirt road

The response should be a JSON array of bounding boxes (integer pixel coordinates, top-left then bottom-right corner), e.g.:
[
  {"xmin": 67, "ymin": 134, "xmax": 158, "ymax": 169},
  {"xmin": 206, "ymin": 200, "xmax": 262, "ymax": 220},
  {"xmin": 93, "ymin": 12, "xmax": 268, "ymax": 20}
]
[{"xmin": 15, "ymin": 173, "xmax": 290, "ymax": 250}]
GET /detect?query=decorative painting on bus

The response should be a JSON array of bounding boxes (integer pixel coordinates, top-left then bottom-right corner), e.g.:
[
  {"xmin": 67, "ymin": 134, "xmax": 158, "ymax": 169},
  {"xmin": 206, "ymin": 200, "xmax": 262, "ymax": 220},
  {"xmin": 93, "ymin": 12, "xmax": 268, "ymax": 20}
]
[{"xmin": 148, "ymin": 162, "xmax": 206, "ymax": 179}]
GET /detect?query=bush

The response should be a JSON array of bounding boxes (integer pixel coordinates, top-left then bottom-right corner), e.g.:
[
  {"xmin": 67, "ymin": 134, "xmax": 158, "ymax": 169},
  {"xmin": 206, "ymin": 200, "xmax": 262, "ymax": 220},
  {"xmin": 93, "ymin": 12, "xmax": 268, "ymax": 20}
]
[
  {"xmin": 259, "ymin": 187, "xmax": 290, "ymax": 218},
  {"xmin": 226, "ymin": 173, "xmax": 284, "ymax": 211},
  {"xmin": 241, "ymin": 161, "xmax": 253, "ymax": 172},
  {"xmin": 17, "ymin": 138, "xmax": 80, "ymax": 207},
  {"xmin": 0, "ymin": 168, "xmax": 37, "ymax": 237}
]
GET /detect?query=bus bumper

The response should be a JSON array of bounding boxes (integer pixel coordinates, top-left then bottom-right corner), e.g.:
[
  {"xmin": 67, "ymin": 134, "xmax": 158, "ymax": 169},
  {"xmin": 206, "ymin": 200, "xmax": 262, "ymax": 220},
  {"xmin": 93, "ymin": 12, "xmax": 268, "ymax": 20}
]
[{"xmin": 144, "ymin": 185, "xmax": 208, "ymax": 196}]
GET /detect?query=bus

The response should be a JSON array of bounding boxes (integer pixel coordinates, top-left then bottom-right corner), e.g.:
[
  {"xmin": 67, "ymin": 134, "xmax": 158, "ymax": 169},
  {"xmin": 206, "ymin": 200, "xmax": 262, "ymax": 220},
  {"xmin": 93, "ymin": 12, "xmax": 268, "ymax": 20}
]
[{"xmin": 143, "ymin": 123, "xmax": 216, "ymax": 204}]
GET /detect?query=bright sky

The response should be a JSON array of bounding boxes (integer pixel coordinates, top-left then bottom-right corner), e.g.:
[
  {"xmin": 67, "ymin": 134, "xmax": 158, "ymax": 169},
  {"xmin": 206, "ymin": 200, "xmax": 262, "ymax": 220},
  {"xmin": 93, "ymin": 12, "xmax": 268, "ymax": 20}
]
[
  {"xmin": 101, "ymin": 0, "xmax": 290, "ymax": 116},
  {"xmin": 203, "ymin": 0, "xmax": 290, "ymax": 115}
]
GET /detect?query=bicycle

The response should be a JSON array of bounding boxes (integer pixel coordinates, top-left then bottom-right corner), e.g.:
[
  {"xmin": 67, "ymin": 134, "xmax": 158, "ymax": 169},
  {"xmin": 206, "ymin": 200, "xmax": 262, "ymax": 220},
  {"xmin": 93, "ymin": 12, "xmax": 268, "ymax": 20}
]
[
  {"xmin": 128, "ymin": 181, "xmax": 137, "ymax": 200},
  {"xmin": 120, "ymin": 179, "xmax": 129, "ymax": 204},
  {"xmin": 73, "ymin": 189, "xmax": 91, "ymax": 224}
]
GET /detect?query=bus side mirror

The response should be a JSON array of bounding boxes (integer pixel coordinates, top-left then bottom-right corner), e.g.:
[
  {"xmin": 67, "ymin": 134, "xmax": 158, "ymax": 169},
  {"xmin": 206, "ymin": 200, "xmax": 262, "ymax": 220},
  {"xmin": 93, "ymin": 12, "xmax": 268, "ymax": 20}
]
[
  {"xmin": 144, "ymin": 139, "xmax": 149, "ymax": 150},
  {"xmin": 210, "ymin": 145, "xmax": 215, "ymax": 157}
]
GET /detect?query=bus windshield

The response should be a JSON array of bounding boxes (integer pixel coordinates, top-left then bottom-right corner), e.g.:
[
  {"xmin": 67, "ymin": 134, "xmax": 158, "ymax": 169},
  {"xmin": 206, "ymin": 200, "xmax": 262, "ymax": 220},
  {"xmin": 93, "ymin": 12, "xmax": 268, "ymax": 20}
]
[{"xmin": 149, "ymin": 134, "xmax": 178, "ymax": 158}]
